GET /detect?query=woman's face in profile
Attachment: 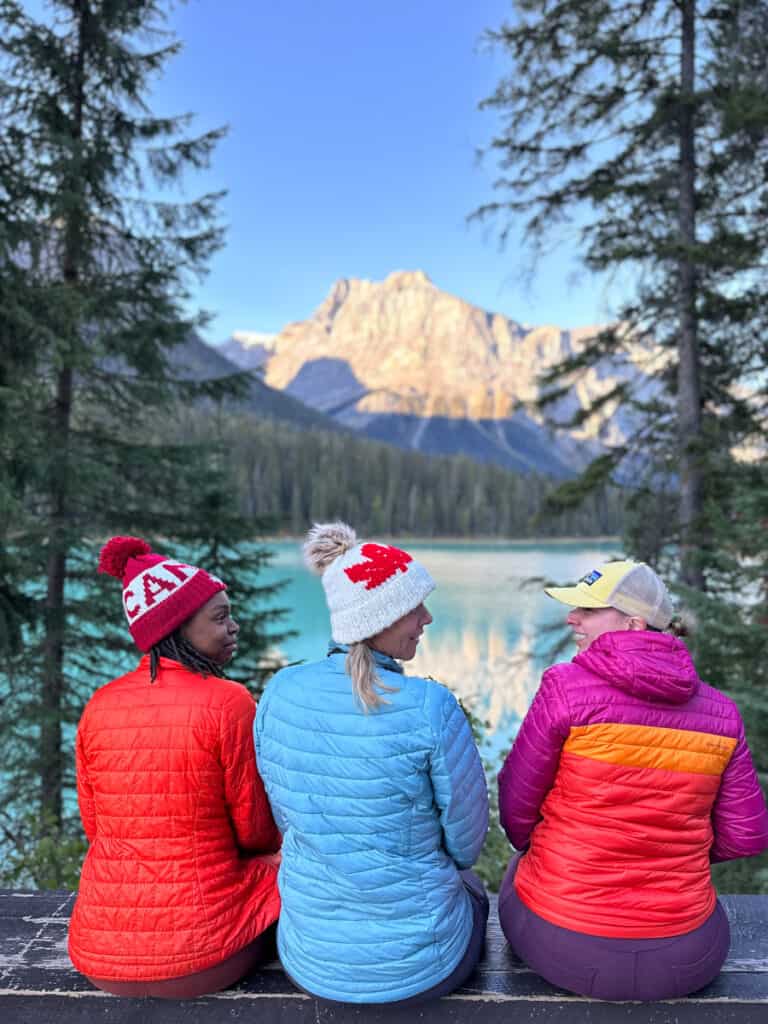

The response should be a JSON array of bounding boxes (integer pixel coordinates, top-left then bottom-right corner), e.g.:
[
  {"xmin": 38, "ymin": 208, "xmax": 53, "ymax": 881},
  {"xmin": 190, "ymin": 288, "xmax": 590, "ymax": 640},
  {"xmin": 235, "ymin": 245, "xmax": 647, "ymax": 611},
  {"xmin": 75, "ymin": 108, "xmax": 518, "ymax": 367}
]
[
  {"xmin": 181, "ymin": 591, "xmax": 239, "ymax": 664},
  {"xmin": 368, "ymin": 603, "xmax": 433, "ymax": 662},
  {"xmin": 566, "ymin": 606, "xmax": 630, "ymax": 653}
]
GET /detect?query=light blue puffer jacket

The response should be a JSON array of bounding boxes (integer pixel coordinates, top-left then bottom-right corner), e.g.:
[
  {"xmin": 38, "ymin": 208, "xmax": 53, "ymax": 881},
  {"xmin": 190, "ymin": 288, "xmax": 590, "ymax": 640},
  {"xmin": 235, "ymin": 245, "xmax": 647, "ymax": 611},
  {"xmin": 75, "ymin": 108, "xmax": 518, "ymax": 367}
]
[{"xmin": 254, "ymin": 645, "xmax": 488, "ymax": 1003}]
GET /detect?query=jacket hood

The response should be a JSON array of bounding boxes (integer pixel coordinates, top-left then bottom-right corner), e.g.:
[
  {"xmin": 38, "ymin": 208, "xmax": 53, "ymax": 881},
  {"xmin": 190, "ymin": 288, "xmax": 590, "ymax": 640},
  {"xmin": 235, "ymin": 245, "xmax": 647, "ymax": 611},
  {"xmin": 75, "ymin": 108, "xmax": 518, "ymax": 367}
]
[{"xmin": 573, "ymin": 630, "xmax": 699, "ymax": 704}]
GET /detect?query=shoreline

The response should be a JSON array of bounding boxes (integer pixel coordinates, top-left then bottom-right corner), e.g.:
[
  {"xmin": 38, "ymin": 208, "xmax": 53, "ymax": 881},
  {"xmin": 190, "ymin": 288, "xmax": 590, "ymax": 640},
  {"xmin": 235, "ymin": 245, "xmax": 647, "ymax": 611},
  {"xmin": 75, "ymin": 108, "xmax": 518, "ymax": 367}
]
[{"xmin": 258, "ymin": 534, "xmax": 623, "ymax": 546}]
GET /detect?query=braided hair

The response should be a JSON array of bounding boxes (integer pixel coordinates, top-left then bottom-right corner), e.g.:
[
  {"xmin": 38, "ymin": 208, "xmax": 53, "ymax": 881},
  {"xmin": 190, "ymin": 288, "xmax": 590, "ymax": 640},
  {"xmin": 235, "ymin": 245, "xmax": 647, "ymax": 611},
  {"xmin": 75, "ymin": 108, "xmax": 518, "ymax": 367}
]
[{"xmin": 150, "ymin": 630, "xmax": 225, "ymax": 682}]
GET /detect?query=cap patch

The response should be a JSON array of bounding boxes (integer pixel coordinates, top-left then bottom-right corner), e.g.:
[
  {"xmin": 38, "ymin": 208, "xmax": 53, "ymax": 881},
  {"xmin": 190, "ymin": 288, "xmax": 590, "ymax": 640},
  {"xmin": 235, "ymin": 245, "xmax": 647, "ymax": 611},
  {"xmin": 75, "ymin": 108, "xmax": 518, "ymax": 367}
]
[{"xmin": 580, "ymin": 569, "xmax": 603, "ymax": 586}]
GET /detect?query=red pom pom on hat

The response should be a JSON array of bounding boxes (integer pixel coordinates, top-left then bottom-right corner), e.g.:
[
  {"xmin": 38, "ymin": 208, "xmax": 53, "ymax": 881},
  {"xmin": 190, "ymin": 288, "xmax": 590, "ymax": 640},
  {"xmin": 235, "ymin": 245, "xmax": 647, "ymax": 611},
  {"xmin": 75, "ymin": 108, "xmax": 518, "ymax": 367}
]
[{"xmin": 98, "ymin": 536, "xmax": 152, "ymax": 579}]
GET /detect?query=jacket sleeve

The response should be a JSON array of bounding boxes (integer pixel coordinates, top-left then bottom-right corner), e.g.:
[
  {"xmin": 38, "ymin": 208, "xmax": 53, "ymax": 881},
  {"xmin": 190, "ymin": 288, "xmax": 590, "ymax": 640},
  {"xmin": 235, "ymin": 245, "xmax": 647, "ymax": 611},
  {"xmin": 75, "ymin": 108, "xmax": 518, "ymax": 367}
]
[
  {"xmin": 75, "ymin": 715, "xmax": 97, "ymax": 843},
  {"xmin": 710, "ymin": 716, "xmax": 768, "ymax": 862},
  {"xmin": 498, "ymin": 666, "xmax": 571, "ymax": 851},
  {"xmin": 428, "ymin": 685, "xmax": 489, "ymax": 869},
  {"xmin": 221, "ymin": 688, "xmax": 281, "ymax": 855}
]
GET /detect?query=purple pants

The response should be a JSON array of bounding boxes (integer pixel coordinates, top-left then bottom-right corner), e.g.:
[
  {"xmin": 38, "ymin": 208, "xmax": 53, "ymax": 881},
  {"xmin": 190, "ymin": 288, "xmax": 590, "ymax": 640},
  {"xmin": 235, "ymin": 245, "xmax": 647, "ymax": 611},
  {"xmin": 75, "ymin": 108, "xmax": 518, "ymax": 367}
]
[
  {"xmin": 86, "ymin": 925, "xmax": 277, "ymax": 999},
  {"xmin": 392, "ymin": 869, "xmax": 490, "ymax": 1006},
  {"xmin": 499, "ymin": 855, "xmax": 730, "ymax": 1001}
]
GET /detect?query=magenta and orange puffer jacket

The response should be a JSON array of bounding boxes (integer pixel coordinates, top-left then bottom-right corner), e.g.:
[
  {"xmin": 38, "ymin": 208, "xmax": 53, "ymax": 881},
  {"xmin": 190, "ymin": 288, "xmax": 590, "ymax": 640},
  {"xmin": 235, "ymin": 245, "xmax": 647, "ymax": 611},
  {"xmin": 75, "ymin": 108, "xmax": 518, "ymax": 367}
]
[
  {"xmin": 498, "ymin": 631, "xmax": 768, "ymax": 939},
  {"xmin": 68, "ymin": 656, "xmax": 281, "ymax": 981}
]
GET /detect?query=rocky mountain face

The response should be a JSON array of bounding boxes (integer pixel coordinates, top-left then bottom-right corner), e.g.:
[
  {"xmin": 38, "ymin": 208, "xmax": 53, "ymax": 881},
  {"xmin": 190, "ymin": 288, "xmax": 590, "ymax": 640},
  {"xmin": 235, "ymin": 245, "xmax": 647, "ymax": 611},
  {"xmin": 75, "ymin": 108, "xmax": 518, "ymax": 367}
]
[{"xmin": 221, "ymin": 271, "xmax": 657, "ymax": 477}]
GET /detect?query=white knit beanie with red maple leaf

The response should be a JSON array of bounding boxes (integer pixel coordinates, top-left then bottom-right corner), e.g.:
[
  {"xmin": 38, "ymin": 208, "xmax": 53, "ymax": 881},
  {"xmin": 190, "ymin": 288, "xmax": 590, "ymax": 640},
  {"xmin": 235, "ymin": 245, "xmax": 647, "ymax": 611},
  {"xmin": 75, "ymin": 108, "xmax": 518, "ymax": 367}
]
[{"xmin": 303, "ymin": 522, "xmax": 435, "ymax": 644}]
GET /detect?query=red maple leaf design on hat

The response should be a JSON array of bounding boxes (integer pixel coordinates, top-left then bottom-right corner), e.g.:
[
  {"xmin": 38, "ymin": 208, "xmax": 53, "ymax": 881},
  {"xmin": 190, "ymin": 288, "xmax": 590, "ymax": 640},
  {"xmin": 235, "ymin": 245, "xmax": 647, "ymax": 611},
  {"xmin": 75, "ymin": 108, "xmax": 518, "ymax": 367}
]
[{"xmin": 344, "ymin": 543, "xmax": 412, "ymax": 590}]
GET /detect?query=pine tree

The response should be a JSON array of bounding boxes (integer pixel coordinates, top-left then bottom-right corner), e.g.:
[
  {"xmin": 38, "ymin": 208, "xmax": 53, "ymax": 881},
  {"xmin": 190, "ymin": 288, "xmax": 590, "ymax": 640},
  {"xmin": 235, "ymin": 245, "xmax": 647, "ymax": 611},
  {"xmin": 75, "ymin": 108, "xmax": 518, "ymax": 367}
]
[
  {"xmin": 476, "ymin": 0, "xmax": 768, "ymax": 588},
  {"xmin": 168, "ymin": 460, "xmax": 293, "ymax": 695},
  {"xmin": 476, "ymin": 0, "xmax": 768, "ymax": 889},
  {"xmin": 0, "ymin": 0, "xmax": 284, "ymax": 886}
]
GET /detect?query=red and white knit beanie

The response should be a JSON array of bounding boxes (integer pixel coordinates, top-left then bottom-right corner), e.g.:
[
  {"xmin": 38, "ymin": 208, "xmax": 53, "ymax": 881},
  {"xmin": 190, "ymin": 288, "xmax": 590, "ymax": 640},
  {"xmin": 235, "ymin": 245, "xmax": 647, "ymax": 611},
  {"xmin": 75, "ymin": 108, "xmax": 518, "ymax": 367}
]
[
  {"xmin": 98, "ymin": 536, "xmax": 226, "ymax": 652},
  {"xmin": 303, "ymin": 522, "xmax": 435, "ymax": 644}
]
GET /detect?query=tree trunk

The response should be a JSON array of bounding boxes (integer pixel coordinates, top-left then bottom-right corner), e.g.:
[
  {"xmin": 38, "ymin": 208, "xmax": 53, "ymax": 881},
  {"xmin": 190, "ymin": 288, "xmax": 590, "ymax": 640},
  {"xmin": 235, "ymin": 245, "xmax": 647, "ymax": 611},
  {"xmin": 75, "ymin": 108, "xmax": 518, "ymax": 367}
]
[
  {"xmin": 40, "ymin": 0, "xmax": 87, "ymax": 828},
  {"xmin": 41, "ymin": 368, "xmax": 72, "ymax": 827},
  {"xmin": 677, "ymin": 0, "xmax": 704, "ymax": 590}
]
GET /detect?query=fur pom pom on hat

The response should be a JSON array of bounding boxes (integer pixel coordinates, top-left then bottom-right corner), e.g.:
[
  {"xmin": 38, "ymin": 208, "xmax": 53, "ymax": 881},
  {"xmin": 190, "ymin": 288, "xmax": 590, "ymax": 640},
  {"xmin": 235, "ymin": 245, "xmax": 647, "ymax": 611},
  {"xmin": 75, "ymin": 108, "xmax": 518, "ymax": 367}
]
[
  {"xmin": 303, "ymin": 521, "xmax": 358, "ymax": 574},
  {"xmin": 98, "ymin": 535, "xmax": 225, "ymax": 652},
  {"xmin": 304, "ymin": 522, "xmax": 435, "ymax": 645}
]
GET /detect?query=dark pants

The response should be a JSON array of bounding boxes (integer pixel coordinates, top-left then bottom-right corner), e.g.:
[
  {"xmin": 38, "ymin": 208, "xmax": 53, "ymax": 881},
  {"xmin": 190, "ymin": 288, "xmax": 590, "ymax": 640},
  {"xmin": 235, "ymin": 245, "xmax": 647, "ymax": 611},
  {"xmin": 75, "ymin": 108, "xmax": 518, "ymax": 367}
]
[
  {"xmin": 498, "ymin": 855, "xmax": 730, "ymax": 1001},
  {"xmin": 285, "ymin": 869, "xmax": 490, "ymax": 1007},
  {"xmin": 86, "ymin": 925, "xmax": 277, "ymax": 999}
]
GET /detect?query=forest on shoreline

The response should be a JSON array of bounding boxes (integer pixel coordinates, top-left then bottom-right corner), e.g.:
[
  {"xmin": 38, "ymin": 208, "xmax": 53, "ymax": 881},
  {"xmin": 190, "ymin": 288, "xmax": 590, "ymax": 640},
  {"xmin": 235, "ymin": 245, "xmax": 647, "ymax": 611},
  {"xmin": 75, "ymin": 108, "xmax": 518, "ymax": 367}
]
[{"xmin": 179, "ymin": 412, "xmax": 626, "ymax": 541}]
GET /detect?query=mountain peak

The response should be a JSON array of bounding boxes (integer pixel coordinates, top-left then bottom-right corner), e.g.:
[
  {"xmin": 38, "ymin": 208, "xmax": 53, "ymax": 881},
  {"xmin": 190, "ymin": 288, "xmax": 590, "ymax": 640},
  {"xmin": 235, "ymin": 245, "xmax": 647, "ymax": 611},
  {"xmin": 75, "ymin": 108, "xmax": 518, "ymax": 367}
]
[
  {"xmin": 219, "ymin": 271, "xmax": 650, "ymax": 476},
  {"xmin": 316, "ymin": 270, "xmax": 435, "ymax": 321},
  {"xmin": 383, "ymin": 269, "xmax": 433, "ymax": 290},
  {"xmin": 231, "ymin": 330, "xmax": 276, "ymax": 350},
  {"xmin": 261, "ymin": 272, "xmax": 623, "ymax": 424}
]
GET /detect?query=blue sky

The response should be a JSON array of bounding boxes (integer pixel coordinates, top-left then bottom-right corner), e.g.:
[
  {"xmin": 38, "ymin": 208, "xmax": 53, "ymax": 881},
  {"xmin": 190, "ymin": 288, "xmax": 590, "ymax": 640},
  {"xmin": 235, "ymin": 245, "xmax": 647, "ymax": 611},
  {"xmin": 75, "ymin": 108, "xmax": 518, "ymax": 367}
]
[{"xmin": 33, "ymin": 0, "xmax": 620, "ymax": 341}]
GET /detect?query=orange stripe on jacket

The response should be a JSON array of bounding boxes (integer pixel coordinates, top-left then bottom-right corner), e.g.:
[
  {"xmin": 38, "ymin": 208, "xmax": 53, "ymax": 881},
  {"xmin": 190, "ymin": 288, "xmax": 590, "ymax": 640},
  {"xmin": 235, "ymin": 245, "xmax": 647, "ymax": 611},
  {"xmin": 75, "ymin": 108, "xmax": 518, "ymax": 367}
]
[
  {"xmin": 564, "ymin": 723, "xmax": 737, "ymax": 776},
  {"xmin": 514, "ymin": 748, "xmax": 728, "ymax": 938}
]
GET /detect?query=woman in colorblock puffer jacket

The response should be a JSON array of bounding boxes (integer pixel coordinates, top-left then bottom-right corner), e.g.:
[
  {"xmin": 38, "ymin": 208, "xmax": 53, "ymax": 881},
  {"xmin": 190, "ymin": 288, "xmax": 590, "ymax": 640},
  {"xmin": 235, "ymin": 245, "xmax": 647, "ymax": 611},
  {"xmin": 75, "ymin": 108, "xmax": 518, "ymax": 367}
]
[
  {"xmin": 68, "ymin": 536, "xmax": 281, "ymax": 998},
  {"xmin": 497, "ymin": 558, "xmax": 768, "ymax": 1002},
  {"xmin": 254, "ymin": 522, "xmax": 489, "ymax": 1005}
]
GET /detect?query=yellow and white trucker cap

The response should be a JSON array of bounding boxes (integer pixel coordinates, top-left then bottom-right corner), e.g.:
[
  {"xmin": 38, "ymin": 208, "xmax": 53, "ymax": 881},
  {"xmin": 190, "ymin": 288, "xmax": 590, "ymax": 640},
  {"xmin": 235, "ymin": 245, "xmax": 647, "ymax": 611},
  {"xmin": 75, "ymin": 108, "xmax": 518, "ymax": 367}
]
[{"xmin": 544, "ymin": 560, "xmax": 673, "ymax": 630}]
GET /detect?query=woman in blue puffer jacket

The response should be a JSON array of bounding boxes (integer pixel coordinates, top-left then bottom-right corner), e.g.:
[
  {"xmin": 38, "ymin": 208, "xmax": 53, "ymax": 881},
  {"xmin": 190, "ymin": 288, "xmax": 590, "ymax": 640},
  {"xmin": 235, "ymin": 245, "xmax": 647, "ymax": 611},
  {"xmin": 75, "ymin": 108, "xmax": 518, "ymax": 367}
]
[{"xmin": 255, "ymin": 522, "xmax": 489, "ymax": 1005}]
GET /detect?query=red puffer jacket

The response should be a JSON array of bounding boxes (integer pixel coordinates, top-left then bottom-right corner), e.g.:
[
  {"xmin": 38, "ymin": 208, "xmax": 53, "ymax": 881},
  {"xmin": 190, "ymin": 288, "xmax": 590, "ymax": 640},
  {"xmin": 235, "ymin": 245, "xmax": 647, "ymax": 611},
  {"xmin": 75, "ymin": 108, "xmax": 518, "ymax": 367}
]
[
  {"xmin": 498, "ymin": 631, "xmax": 768, "ymax": 939},
  {"xmin": 68, "ymin": 656, "xmax": 281, "ymax": 981}
]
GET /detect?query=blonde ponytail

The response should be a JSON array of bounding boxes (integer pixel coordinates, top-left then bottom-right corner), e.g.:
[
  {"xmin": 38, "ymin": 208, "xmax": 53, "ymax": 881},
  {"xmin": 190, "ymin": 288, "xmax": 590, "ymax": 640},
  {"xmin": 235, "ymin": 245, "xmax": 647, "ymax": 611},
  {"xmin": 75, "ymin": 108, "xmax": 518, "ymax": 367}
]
[{"xmin": 345, "ymin": 642, "xmax": 397, "ymax": 713}]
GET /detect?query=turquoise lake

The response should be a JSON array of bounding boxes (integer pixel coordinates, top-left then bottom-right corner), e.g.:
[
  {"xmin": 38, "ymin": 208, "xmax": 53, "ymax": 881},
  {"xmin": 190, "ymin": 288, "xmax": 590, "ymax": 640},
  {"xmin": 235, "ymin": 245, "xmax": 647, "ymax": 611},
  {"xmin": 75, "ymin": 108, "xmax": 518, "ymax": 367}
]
[{"xmin": 257, "ymin": 538, "xmax": 623, "ymax": 759}]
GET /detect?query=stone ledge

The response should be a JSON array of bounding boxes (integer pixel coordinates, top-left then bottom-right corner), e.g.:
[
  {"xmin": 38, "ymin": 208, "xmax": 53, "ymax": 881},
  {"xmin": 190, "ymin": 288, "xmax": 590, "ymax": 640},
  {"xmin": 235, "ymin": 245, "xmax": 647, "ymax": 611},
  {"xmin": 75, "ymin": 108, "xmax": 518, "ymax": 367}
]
[{"xmin": 1, "ymin": 890, "xmax": 767, "ymax": 1023}]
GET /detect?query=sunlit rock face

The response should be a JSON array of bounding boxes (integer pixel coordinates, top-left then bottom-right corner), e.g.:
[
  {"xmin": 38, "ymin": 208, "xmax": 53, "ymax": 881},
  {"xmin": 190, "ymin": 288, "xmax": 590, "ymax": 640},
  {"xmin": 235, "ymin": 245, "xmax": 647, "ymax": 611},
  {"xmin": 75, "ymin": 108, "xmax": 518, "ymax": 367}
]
[{"xmin": 226, "ymin": 271, "xmax": 658, "ymax": 474}]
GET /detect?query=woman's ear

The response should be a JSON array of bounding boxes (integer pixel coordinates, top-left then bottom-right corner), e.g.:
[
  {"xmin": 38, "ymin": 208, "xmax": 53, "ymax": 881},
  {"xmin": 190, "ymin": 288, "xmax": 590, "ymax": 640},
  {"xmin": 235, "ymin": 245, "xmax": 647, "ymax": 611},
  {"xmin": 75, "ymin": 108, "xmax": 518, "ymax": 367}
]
[{"xmin": 626, "ymin": 616, "xmax": 647, "ymax": 631}]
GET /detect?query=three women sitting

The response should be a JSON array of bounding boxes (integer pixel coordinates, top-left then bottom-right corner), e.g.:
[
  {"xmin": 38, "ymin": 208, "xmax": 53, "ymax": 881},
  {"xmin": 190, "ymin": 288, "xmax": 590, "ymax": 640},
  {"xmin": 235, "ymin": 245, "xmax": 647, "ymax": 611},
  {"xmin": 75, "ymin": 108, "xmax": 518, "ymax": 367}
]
[{"xmin": 70, "ymin": 534, "xmax": 768, "ymax": 1004}]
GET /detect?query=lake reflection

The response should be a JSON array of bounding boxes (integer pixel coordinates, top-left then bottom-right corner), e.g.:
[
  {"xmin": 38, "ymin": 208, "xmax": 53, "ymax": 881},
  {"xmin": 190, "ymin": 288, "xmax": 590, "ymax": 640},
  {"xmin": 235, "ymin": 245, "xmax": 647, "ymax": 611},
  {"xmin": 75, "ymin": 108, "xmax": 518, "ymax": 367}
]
[{"xmin": 259, "ymin": 539, "xmax": 623, "ymax": 758}]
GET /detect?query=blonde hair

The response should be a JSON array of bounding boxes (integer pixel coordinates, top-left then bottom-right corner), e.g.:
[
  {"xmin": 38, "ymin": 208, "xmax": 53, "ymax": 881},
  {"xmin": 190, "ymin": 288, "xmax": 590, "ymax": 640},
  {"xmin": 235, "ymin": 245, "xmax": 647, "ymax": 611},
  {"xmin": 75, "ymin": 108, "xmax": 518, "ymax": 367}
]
[
  {"xmin": 345, "ymin": 641, "xmax": 397, "ymax": 713},
  {"xmin": 303, "ymin": 521, "xmax": 401, "ymax": 712}
]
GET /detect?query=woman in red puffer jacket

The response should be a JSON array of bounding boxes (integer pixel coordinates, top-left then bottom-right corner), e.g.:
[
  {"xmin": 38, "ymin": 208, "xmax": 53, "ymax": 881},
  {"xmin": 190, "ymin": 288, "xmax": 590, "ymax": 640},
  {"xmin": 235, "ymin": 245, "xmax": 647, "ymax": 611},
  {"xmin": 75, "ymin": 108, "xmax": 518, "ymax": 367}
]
[{"xmin": 68, "ymin": 536, "xmax": 281, "ymax": 999}]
